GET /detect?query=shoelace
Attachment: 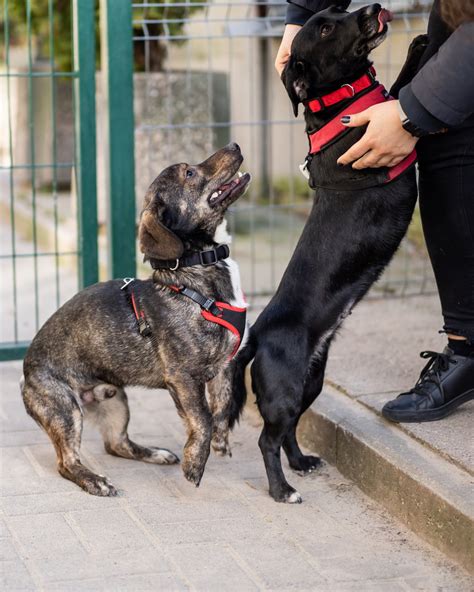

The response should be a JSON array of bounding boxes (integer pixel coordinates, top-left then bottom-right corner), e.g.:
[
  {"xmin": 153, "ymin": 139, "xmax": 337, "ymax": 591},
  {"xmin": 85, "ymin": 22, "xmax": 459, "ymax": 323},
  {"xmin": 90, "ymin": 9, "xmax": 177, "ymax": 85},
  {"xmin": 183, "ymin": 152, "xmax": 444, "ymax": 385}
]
[{"xmin": 412, "ymin": 350, "xmax": 457, "ymax": 398}]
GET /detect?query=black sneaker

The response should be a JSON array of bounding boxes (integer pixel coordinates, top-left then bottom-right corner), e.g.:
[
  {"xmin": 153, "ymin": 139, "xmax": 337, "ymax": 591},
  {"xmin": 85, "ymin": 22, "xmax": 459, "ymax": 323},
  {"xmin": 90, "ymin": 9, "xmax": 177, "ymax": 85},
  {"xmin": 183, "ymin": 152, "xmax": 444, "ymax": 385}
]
[{"xmin": 382, "ymin": 348, "xmax": 474, "ymax": 423}]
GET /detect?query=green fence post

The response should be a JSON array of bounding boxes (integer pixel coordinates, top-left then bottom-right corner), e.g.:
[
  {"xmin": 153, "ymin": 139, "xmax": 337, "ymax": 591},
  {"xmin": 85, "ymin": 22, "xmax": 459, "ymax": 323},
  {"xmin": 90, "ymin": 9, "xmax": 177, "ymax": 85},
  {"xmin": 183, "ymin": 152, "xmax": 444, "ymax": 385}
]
[
  {"xmin": 73, "ymin": 0, "xmax": 99, "ymax": 288},
  {"xmin": 100, "ymin": 0, "xmax": 136, "ymax": 279}
]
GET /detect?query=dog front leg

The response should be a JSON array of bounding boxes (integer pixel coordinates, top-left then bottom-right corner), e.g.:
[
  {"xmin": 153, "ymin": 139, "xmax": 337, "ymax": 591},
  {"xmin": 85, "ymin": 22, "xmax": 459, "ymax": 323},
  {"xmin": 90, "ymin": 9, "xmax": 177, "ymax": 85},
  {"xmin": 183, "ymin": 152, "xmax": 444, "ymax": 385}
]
[
  {"xmin": 207, "ymin": 364, "xmax": 233, "ymax": 457},
  {"xmin": 166, "ymin": 375, "xmax": 212, "ymax": 486},
  {"xmin": 389, "ymin": 34, "xmax": 429, "ymax": 98}
]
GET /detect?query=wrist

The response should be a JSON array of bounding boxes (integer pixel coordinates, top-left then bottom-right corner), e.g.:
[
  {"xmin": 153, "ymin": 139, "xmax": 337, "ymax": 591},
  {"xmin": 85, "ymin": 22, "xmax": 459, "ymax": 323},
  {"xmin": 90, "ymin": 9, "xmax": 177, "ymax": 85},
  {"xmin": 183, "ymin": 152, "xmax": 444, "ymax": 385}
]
[
  {"xmin": 284, "ymin": 24, "xmax": 302, "ymax": 35},
  {"xmin": 396, "ymin": 100, "xmax": 429, "ymax": 138}
]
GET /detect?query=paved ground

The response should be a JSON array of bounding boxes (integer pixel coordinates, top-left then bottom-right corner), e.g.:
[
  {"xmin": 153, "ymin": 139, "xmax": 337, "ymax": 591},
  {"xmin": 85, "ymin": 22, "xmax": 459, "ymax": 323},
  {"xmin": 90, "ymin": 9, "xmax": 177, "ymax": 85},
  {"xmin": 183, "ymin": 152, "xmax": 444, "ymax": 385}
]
[
  {"xmin": 326, "ymin": 294, "xmax": 474, "ymax": 475},
  {"xmin": 1, "ymin": 361, "xmax": 472, "ymax": 592}
]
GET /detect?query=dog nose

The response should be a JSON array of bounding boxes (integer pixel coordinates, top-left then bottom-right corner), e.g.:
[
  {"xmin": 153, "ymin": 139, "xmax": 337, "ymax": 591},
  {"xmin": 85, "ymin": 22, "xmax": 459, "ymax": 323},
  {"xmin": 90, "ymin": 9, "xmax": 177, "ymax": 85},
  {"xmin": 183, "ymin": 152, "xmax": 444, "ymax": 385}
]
[
  {"xmin": 365, "ymin": 3, "xmax": 381, "ymax": 15},
  {"xmin": 228, "ymin": 142, "xmax": 241, "ymax": 152}
]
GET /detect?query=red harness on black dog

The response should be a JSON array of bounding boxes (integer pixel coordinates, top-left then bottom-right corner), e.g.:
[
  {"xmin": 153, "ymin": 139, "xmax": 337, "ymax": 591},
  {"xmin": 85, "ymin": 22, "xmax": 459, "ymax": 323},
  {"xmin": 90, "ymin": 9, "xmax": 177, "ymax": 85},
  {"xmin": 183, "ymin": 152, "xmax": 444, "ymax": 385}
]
[{"xmin": 303, "ymin": 68, "xmax": 417, "ymax": 187}]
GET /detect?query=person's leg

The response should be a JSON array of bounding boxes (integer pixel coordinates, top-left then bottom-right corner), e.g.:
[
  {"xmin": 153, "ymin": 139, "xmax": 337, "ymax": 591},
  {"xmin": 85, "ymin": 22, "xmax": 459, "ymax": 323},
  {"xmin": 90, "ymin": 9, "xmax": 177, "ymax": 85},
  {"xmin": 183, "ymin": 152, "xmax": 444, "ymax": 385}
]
[
  {"xmin": 418, "ymin": 124, "xmax": 474, "ymax": 344},
  {"xmin": 382, "ymin": 121, "xmax": 474, "ymax": 423}
]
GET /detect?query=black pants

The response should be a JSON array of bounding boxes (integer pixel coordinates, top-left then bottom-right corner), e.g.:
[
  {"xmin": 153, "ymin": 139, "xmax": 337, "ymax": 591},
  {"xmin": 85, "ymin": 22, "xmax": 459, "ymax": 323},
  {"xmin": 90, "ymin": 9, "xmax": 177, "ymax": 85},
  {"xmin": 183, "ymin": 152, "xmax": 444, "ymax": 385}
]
[{"xmin": 418, "ymin": 118, "xmax": 474, "ymax": 343}]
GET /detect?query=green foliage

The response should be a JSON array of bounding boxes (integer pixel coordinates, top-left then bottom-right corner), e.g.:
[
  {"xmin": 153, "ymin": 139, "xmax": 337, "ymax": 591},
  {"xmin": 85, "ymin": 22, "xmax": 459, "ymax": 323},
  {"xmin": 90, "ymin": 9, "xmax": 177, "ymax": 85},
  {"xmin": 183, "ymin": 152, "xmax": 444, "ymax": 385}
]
[
  {"xmin": 1, "ymin": 0, "xmax": 79, "ymax": 70},
  {"xmin": 271, "ymin": 175, "xmax": 312, "ymax": 204},
  {"xmin": 0, "ymin": 0, "xmax": 202, "ymax": 71}
]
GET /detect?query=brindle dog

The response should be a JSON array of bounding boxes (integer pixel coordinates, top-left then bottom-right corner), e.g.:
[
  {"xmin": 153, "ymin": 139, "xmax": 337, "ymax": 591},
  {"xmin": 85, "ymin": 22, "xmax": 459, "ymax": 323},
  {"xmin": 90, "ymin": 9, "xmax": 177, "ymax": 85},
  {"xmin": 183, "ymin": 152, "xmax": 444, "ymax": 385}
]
[{"xmin": 21, "ymin": 143, "xmax": 251, "ymax": 496}]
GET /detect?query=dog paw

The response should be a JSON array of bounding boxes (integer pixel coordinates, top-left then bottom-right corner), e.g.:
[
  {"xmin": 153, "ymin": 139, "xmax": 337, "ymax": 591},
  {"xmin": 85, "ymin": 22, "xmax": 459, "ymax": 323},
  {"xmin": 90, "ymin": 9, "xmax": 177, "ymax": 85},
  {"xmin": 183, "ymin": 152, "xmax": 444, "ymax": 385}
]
[
  {"xmin": 144, "ymin": 447, "xmax": 180, "ymax": 465},
  {"xmin": 287, "ymin": 491, "xmax": 303, "ymax": 504},
  {"xmin": 82, "ymin": 475, "xmax": 118, "ymax": 497},
  {"xmin": 211, "ymin": 438, "xmax": 232, "ymax": 458},
  {"xmin": 270, "ymin": 485, "xmax": 303, "ymax": 504},
  {"xmin": 182, "ymin": 461, "xmax": 205, "ymax": 487},
  {"xmin": 290, "ymin": 455, "xmax": 323, "ymax": 475}
]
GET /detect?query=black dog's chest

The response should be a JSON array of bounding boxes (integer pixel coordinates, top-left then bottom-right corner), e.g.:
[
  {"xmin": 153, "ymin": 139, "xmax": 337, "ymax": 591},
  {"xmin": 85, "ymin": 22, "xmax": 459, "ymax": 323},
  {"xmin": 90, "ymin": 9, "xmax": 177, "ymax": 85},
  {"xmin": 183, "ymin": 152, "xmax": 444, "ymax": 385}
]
[{"xmin": 307, "ymin": 126, "xmax": 391, "ymax": 191}]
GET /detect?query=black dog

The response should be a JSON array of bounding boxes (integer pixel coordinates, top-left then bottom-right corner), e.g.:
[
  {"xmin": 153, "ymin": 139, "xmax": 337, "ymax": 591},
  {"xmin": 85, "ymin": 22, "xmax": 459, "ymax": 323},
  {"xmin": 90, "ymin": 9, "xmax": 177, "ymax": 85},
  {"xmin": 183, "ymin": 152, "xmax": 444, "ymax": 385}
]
[
  {"xmin": 230, "ymin": 4, "xmax": 418, "ymax": 503},
  {"xmin": 21, "ymin": 144, "xmax": 250, "ymax": 496}
]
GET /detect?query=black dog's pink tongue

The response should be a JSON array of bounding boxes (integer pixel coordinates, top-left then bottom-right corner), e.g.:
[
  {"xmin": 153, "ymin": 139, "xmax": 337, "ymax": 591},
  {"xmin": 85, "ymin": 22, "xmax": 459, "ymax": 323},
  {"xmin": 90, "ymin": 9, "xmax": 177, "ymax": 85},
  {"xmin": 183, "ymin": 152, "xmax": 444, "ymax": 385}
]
[{"xmin": 377, "ymin": 8, "xmax": 393, "ymax": 32}]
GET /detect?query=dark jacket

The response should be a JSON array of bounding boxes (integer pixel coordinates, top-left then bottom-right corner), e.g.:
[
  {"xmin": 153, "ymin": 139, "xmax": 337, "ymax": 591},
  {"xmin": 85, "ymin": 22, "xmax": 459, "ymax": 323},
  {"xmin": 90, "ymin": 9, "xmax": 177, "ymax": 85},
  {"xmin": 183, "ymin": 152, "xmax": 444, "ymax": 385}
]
[{"xmin": 285, "ymin": 0, "xmax": 474, "ymax": 131}]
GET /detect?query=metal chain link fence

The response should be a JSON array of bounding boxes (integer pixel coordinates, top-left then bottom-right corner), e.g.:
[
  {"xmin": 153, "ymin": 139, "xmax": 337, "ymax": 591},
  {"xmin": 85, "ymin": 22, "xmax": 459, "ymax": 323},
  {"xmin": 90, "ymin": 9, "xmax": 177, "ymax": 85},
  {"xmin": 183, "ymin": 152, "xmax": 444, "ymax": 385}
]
[
  {"xmin": 132, "ymin": 0, "xmax": 437, "ymax": 307},
  {"xmin": 0, "ymin": 0, "xmax": 97, "ymax": 359},
  {"xmin": 0, "ymin": 1, "xmax": 438, "ymax": 358}
]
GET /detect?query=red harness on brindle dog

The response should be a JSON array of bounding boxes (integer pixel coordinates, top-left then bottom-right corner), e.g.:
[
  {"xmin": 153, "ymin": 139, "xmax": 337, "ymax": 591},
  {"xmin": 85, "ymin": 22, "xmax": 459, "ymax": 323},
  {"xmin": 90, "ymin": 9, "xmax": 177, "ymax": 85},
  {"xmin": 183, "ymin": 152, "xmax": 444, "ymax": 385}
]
[
  {"xmin": 168, "ymin": 285, "xmax": 247, "ymax": 359},
  {"xmin": 121, "ymin": 278, "xmax": 247, "ymax": 359}
]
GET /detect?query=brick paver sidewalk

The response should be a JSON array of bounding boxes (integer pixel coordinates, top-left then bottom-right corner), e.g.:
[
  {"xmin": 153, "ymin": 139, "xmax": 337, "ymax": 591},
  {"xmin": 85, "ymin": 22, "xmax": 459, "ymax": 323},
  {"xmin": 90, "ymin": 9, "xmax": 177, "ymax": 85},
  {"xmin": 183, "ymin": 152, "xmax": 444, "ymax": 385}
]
[{"xmin": 1, "ymin": 361, "xmax": 472, "ymax": 591}]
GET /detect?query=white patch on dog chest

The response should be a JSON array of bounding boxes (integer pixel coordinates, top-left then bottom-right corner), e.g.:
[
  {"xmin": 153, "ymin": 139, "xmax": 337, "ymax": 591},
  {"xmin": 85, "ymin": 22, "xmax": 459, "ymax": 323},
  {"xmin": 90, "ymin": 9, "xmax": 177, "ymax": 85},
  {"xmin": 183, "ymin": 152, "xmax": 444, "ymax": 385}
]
[
  {"xmin": 226, "ymin": 257, "xmax": 246, "ymax": 308},
  {"xmin": 213, "ymin": 219, "xmax": 232, "ymax": 245},
  {"xmin": 225, "ymin": 257, "xmax": 249, "ymax": 354},
  {"xmin": 213, "ymin": 219, "xmax": 249, "ymax": 354}
]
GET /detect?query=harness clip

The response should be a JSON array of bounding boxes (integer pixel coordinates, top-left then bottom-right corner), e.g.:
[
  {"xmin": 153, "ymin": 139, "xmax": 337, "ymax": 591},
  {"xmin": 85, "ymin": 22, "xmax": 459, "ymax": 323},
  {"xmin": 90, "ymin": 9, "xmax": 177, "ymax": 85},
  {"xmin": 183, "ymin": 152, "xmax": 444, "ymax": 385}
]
[
  {"xmin": 121, "ymin": 277, "xmax": 135, "ymax": 290},
  {"xmin": 138, "ymin": 317, "xmax": 152, "ymax": 337},
  {"xmin": 202, "ymin": 298, "xmax": 217, "ymax": 312}
]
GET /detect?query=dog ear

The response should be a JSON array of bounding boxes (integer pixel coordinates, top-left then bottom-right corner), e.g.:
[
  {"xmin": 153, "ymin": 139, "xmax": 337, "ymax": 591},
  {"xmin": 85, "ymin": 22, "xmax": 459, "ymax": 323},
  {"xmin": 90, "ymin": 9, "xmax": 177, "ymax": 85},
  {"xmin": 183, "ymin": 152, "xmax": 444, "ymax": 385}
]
[
  {"xmin": 139, "ymin": 208, "xmax": 184, "ymax": 261},
  {"xmin": 281, "ymin": 57, "xmax": 303, "ymax": 117},
  {"xmin": 335, "ymin": 0, "xmax": 351, "ymax": 9}
]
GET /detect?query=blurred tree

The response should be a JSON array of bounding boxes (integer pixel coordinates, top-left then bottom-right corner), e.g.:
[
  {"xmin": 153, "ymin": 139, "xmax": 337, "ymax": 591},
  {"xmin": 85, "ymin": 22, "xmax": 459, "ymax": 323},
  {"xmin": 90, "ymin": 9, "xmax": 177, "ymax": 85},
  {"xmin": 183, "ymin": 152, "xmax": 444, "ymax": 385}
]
[{"xmin": 0, "ymin": 0, "xmax": 202, "ymax": 71}]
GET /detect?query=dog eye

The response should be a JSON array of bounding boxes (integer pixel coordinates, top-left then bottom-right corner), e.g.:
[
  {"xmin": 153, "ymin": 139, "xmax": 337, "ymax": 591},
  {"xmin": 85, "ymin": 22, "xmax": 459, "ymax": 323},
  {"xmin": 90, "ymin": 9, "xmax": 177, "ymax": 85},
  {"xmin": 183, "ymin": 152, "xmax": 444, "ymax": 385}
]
[
  {"xmin": 320, "ymin": 24, "xmax": 334, "ymax": 38},
  {"xmin": 186, "ymin": 169, "xmax": 194, "ymax": 178}
]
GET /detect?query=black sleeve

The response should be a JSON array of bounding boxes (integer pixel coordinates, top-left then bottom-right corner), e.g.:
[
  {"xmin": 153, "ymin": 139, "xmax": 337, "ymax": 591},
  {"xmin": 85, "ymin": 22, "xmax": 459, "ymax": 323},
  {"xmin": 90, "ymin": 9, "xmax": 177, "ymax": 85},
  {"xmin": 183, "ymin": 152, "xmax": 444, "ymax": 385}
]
[
  {"xmin": 285, "ymin": 3, "xmax": 315, "ymax": 25},
  {"xmin": 285, "ymin": 1, "xmax": 351, "ymax": 26},
  {"xmin": 399, "ymin": 22, "xmax": 474, "ymax": 131}
]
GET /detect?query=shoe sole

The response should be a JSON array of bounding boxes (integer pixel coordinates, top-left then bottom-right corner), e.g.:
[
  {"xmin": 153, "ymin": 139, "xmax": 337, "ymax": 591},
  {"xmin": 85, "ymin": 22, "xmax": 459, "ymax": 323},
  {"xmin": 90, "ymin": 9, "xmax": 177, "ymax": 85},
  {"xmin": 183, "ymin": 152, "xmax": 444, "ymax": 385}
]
[{"xmin": 382, "ymin": 389, "xmax": 474, "ymax": 423}]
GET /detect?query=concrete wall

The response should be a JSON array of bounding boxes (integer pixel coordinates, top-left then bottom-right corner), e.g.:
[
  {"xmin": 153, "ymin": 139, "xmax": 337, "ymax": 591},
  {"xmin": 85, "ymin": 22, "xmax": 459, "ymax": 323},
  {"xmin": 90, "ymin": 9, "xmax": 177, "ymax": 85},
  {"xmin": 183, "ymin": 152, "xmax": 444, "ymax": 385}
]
[{"xmin": 0, "ymin": 66, "xmax": 74, "ymax": 189}]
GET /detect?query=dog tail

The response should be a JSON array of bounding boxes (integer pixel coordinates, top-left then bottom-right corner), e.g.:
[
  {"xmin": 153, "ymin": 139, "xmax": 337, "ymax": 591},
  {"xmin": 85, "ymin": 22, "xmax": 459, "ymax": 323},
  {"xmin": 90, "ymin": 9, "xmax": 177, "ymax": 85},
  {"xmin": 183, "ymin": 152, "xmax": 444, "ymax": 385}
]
[{"xmin": 228, "ymin": 331, "xmax": 257, "ymax": 429}]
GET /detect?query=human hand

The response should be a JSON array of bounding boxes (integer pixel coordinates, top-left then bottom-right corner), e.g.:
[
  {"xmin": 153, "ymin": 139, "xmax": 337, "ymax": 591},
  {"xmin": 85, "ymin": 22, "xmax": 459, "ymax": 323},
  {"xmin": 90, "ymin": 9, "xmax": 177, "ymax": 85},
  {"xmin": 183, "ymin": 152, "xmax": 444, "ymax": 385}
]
[
  {"xmin": 275, "ymin": 24, "xmax": 301, "ymax": 76},
  {"xmin": 337, "ymin": 100, "xmax": 418, "ymax": 169}
]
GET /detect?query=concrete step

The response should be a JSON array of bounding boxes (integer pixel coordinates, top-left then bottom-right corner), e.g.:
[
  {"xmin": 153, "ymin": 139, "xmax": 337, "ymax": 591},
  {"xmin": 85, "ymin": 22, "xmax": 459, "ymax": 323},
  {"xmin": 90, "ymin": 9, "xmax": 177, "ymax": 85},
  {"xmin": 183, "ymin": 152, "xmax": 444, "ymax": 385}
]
[
  {"xmin": 295, "ymin": 385, "xmax": 474, "ymax": 574},
  {"xmin": 314, "ymin": 295, "xmax": 474, "ymax": 572}
]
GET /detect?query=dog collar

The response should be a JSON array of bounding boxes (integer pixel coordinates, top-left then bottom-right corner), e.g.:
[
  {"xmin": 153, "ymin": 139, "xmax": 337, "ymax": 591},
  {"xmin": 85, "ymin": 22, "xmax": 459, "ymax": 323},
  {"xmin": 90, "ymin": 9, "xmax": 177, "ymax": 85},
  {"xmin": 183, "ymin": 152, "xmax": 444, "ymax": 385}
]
[
  {"xmin": 149, "ymin": 244, "xmax": 230, "ymax": 271},
  {"xmin": 168, "ymin": 285, "xmax": 247, "ymax": 359},
  {"xmin": 306, "ymin": 67, "xmax": 377, "ymax": 113},
  {"xmin": 306, "ymin": 82, "xmax": 417, "ymax": 188}
]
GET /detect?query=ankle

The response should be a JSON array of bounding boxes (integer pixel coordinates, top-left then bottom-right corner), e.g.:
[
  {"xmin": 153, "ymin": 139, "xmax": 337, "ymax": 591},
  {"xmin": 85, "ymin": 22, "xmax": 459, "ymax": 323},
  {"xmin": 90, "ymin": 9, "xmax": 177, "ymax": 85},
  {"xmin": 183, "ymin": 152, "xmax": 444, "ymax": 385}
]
[{"xmin": 447, "ymin": 337, "xmax": 474, "ymax": 357}]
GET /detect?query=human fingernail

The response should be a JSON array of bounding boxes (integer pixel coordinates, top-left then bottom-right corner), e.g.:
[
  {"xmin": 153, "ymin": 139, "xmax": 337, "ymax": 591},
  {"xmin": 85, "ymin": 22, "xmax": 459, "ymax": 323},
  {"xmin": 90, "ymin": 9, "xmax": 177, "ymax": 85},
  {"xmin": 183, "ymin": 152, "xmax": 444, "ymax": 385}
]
[{"xmin": 341, "ymin": 115, "xmax": 351, "ymax": 124}]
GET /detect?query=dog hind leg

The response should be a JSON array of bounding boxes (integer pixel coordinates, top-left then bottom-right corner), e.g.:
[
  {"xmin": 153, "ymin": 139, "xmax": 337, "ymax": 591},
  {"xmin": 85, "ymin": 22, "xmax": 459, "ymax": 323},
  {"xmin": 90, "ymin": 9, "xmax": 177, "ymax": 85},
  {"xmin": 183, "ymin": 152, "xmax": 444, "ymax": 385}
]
[
  {"xmin": 87, "ymin": 386, "xmax": 179, "ymax": 465},
  {"xmin": 283, "ymin": 423, "xmax": 322, "ymax": 474},
  {"xmin": 252, "ymin": 349, "xmax": 305, "ymax": 503},
  {"xmin": 283, "ymin": 356, "xmax": 327, "ymax": 474},
  {"xmin": 21, "ymin": 375, "xmax": 117, "ymax": 496},
  {"xmin": 207, "ymin": 366, "xmax": 233, "ymax": 457}
]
